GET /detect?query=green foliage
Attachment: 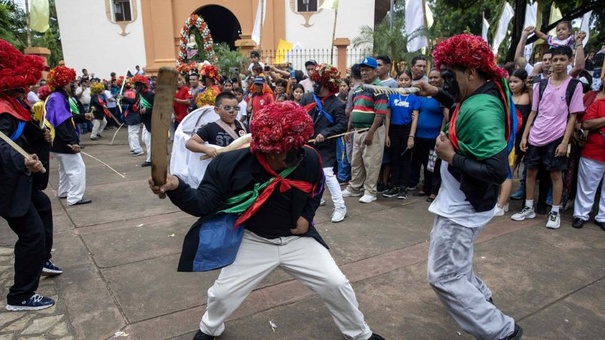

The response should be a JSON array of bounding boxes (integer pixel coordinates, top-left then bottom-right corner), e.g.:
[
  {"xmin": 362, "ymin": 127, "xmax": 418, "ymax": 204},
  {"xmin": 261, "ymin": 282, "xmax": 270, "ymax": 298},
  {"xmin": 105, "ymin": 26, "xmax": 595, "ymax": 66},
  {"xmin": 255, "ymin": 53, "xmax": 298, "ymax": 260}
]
[
  {"xmin": 0, "ymin": 0, "xmax": 26, "ymax": 49},
  {"xmin": 214, "ymin": 43, "xmax": 245, "ymax": 74}
]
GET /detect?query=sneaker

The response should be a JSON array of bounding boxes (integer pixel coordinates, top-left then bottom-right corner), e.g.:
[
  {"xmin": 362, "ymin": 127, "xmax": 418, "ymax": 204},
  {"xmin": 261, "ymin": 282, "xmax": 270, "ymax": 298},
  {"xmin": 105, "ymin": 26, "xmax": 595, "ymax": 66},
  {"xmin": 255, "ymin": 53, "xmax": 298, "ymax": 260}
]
[
  {"xmin": 382, "ymin": 186, "xmax": 399, "ymax": 198},
  {"xmin": 545, "ymin": 211, "xmax": 561, "ymax": 229},
  {"xmin": 341, "ymin": 188, "xmax": 362, "ymax": 197},
  {"xmin": 319, "ymin": 198, "xmax": 326, "ymax": 206},
  {"xmin": 6, "ymin": 294, "xmax": 55, "ymax": 311},
  {"xmin": 90, "ymin": 137, "xmax": 98, "ymax": 141},
  {"xmin": 331, "ymin": 206, "xmax": 347, "ymax": 223},
  {"xmin": 502, "ymin": 324, "xmax": 523, "ymax": 340},
  {"xmin": 132, "ymin": 151, "xmax": 144, "ymax": 157},
  {"xmin": 377, "ymin": 182, "xmax": 388, "ymax": 194},
  {"xmin": 367, "ymin": 333, "xmax": 386, "ymax": 340},
  {"xmin": 397, "ymin": 187, "xmax": 408, "ymax": 200},
  {"xmin": 510, "ymin": 188, "xmax": 524, "ymax": 200},
  {"xmin": 141, "ymin": 161, "xmax": 152, "ymax": 167},
  {"xmin": 359, "ymin": 194, "xmax": 377, "ymax": 203},
  {"xmin": 494, "ymin": 206, "xmax": 505, "ymax": 216},
  {"xmin": 511, "ymin": 206, "xmax": 536, "ymax": 221},
  {"xmin": 572, "ymin": 217, "xmax": 585, "ymax": 229},
  {"xmin": 193, "ymin": 329, "xmax": 215, "ymax": 340},
  {"xmin": 595, "ymin": 220, "xmax": 605, "ymax": 231},
  {"xmin": 42, "ymin": 260, "xmax": 63, "ymax": 276}
]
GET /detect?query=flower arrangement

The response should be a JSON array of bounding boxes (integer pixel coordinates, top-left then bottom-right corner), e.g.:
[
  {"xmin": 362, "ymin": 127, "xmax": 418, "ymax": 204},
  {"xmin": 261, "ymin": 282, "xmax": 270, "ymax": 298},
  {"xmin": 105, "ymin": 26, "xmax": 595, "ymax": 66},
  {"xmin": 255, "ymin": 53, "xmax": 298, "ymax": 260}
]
[
  {"xmin": 250, "ymin": 102, "xmax": 314, "ymax": 154},
  {"xmin": 0, "ymin": 39, "xmax": 46, "ymax": 91},
  {"xmin": 310, "ymin": 63, "xmax": 342, "ymax": 94},
  {"xmin": 176, "ymin": 14, "xmax": 217, "ymax": 73},
  {"xmin": 196, "ymin": 87, "xmax": 217, "ymax": 108},
  {"xmin": 90, "ymin": 82, "xmax": 105, "ymax": 95},
  {"xmin": 47, "ymin": 66, "xmax": 77, "ymax": 91},
  {"xmin": 433, "ymin": 34, "xmax": 507, "ymax": 81}
]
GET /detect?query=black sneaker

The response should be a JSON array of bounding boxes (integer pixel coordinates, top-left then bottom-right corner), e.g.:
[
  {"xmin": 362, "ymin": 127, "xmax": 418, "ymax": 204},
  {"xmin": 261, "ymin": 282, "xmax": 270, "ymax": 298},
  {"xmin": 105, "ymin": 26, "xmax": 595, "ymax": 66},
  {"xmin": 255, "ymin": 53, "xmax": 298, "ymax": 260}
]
[
  {"xmin": 572, "ymin": 218, "xmax": 585, "ymax": 229},
  {"xmin": 6, "ymin": 294, "xmax": 55, "ymax": 311},
  {"xmin": 42, "ymin": 260, "xmax": 63, "ymax": 276},
  {"xmin": 595, "ymin": 219, "xmax": 605, "ymax": 231},
  {"xmin": 382, "ymin": 186, "xmax": 399, "ymax": 198},
  {"xmin": 141, "ymin": 161, "xmax": 152, "ymax": 167},
  {"xmin": 193, "ymin": 330, "xmax": 215, "ymax": 340},
  {"xmin": 368, "ymin": 333, "xmax": 385, "ymax": 340},
  {"xmin": 501, "ymin": 324, "xmax": 523, "ymax": 340},
  {"xmin": 377, "ymin": 182, "xmax": 388, "ymax": 194},
  {"xmin": 397, "ymin": 187, "xmax": 408, "ymax": 199}
]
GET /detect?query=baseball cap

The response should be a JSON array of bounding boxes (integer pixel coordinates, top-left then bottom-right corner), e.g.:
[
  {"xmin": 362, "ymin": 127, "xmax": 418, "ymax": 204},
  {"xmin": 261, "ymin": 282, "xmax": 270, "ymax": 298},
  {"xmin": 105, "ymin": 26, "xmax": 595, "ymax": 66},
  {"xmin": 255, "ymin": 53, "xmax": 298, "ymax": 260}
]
[
  {"xmin": 253, "ymin": 76, "xmax": 265, "ymax": 84},
  {"xmin": 304, "ymin": 59, "xmax": 318, "ymax": 67},
  {"xmin": 359, "ymin": 57, "xmax": 378, "ymax": 69}
]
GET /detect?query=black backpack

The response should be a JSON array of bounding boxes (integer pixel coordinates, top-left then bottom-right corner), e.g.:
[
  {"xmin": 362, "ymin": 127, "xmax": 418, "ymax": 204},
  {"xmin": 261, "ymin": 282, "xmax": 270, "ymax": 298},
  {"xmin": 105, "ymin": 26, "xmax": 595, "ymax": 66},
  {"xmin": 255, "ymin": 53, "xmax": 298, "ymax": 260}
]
[{"xmin": 537, "ymin": 77, "xmax": 581, "ymax": 116}]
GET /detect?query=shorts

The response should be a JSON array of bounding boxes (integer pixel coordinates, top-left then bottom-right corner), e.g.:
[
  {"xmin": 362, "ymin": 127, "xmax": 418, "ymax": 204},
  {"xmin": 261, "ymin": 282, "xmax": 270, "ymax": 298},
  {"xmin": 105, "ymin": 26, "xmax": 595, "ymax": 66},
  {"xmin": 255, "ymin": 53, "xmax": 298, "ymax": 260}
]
[{"xmin": 524, "ymin": 137, "xmax": 568, "ymax": 171}]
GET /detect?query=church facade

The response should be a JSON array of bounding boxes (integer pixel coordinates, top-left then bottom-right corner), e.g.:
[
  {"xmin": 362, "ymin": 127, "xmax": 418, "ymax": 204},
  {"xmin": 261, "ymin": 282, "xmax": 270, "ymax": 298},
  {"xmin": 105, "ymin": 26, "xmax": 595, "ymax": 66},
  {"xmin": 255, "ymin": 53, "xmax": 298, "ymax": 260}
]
[{"xmin": 55, "ymin": 0, "xmax": 375, "ymax": 78}]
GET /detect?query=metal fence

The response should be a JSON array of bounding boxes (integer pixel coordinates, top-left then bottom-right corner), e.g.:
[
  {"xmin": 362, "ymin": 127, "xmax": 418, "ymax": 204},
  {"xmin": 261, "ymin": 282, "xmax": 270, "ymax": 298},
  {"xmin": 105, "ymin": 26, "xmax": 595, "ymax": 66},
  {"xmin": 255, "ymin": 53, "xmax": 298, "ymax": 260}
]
[{"xmin": 258, "ymin": 47, "xmax": 372, "ymax": 72}]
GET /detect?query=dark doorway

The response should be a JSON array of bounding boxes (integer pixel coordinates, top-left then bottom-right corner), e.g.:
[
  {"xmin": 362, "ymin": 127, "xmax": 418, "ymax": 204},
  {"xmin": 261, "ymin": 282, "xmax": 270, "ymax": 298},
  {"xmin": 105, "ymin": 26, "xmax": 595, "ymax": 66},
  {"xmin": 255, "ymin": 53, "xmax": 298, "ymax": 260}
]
[{"xmin": 195, "ymin": 5, "xmax": 242, "ymax": 50}]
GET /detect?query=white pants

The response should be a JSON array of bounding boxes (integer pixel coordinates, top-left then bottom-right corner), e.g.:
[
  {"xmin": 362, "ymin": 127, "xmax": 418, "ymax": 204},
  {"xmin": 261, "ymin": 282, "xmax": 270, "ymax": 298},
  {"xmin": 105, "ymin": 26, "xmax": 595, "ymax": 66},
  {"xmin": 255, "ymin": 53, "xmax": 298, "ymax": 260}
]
[
  {"xmin": 142, "ymin": 126, "xmax": 151, "ymax": 162},
  {"xmin": 127, "ymin": 124, "xmax": 143, "ymax": 153},
  {"xmin": 574, "ymin": 157, "xmax": 605, "ymax": 222},
  {"xmin": 91, "ymin": 118, "xmax": 107, "ymax": 139},
  {"xmin": 200, "ymin": 230, "xmax": 372, "ymax": 340},
  {"xmin": 53, "ymin": 152, "xmax": 86, "ymax": 205},
  {"xmin": 323, "ymin": 167, "xmax": 345, "ymax": 208}
]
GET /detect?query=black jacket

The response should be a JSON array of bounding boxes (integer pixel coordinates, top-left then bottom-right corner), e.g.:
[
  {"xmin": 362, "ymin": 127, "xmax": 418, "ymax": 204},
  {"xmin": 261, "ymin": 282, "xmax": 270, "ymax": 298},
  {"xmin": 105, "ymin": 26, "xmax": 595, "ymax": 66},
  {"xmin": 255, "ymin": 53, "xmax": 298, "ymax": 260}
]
[
  {"xmin": 300, "ymin": 93, "xmax": 347, "ymax": 167},
  {"xmin": 167, "ymin": 147, "xmax": 326, "ymax": 272}
]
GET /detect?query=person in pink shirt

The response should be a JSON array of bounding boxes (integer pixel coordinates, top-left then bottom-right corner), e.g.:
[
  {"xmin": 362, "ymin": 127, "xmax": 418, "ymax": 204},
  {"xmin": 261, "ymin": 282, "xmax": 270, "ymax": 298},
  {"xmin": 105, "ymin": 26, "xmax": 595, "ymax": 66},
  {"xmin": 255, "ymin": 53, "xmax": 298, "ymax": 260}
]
[{"xmin": 512, "ymin": 46, "xmax": 585, "ymax": 229}]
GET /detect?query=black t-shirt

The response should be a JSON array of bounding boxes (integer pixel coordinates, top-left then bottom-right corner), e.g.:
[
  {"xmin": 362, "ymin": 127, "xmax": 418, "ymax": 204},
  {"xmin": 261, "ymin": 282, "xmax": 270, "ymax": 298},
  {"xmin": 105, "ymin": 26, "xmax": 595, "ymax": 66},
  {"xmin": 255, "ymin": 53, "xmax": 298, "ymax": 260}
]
[{"xmin": 195, "ymin": 121, "xmax": 247, "ymax": 146}]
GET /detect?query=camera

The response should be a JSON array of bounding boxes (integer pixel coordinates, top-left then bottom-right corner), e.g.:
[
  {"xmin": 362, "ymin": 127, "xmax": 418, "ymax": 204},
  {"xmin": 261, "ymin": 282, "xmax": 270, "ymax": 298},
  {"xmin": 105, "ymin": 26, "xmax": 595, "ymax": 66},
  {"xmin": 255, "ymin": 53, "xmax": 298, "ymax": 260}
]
[
  {"xmin": 229, "ymin": 67, "xmax": 239, "ymax": 73},
  {"xmin": 264, "ymin": 65, "xmax": 271, "ymax": 72}
]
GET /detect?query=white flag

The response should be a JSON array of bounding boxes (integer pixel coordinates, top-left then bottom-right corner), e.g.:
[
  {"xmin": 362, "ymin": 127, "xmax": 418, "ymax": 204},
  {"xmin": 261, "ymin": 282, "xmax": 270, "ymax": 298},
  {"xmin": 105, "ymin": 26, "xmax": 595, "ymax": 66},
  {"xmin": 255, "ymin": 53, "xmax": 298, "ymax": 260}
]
[
  {"xmin": 405, "ymin": 0, "xmax": 428, "ymax": 52},
  {"xmin": 523, "ymin": 2, "xmax": 538, "ymax": 61},
  {"xmin": 30, "ymin": 0, "xmax": 49, "ymax": 33},
  {"xmin": 580, "ymin": 11, "xmax": 592, "ymax": 48},
  {"xmin": 492, "ymin": 2, "xmax": 514, "ymax": 54},
  {"xmin": 482, "ymin": 14, "xmax": 490, "ymax": 42},
  {"xmin": 319, "ymin": 0, "xmax": 339, "ymax": 10},
  {"xmin": 251, "ymin": 0, "xmax": 266, "ymax": 45},
  {"xmin": 548, "ymin": 3, "xmax": 562, "ymax": 37}
]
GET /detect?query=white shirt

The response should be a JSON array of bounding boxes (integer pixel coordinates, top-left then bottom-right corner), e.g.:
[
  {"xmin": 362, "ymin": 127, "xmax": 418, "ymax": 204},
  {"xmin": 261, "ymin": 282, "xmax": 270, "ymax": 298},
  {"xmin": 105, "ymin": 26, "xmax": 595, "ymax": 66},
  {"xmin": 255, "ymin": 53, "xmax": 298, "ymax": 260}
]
[
  {"xmin": 27, "ymin": 91, "xmax": 40, "ymax": 104},
  {"xmin": 103, "ymin": 90, "xmax": 117, "ymax": 108},
  {"xmin": 76, "ymin": 87, "xmax": 91, "ymax": 105},
  {"xmin": 236, "ymin": 100, "xmax": 248, "ymax": 121}
]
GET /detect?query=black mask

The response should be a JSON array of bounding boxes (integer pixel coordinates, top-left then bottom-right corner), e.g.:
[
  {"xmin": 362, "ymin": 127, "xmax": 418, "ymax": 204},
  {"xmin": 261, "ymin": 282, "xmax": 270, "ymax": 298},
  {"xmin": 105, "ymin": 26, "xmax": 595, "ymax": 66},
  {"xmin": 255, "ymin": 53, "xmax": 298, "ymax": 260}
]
[
  {"xmin": 284, "ymin": 148, "xmax": 304, "ymax": 167},
  {"xmin": 441, "ymin": 69, "xmax": 459, "ymax": 102}
]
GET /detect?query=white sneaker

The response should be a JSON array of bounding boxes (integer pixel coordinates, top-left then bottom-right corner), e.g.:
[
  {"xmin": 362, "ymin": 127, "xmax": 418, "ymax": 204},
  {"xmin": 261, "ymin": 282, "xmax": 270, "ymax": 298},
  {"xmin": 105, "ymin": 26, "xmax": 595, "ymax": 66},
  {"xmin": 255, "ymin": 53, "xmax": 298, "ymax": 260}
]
[
  {"xmin": 494, "ymin": 206, "xmax": 505, "ymax": 216},
  {"xmin": 341, "ymin": 188, "xmax": 362, "ymax": 197},
  {"xmin": 358, "ymin": 194, "xmax": 377, "ymax": 203},
  {"xmin": 331, "ymin": 206, "xmax": 347, "ymax": 223},
  {"xmin": 319, "ymin": 198, "xmax": 326, "ymax": 206},
  {"xmin": 545, "ymin": 211, "xmax": 561, "ymax": 229},
  {"xmin": 511, "ymin": 206, "xmax": 536, "ymax": 221}
]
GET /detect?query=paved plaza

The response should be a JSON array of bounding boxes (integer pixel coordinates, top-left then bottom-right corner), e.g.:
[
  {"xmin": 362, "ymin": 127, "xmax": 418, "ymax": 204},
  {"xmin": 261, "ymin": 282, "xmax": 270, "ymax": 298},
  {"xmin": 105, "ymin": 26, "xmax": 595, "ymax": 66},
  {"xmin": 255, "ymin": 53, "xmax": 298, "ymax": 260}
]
[{"xmin": 1, "ymin": 129, "xmax": 605, "ymax": 340}]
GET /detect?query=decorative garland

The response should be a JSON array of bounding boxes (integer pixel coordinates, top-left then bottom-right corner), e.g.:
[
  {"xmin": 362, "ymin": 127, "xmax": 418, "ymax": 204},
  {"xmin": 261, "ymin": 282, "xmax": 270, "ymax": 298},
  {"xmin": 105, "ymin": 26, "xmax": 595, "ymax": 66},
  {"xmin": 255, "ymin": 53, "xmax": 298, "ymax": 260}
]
[{"xmin": 176, "ymin": 14, "xmax": 217, "ymax": 73}]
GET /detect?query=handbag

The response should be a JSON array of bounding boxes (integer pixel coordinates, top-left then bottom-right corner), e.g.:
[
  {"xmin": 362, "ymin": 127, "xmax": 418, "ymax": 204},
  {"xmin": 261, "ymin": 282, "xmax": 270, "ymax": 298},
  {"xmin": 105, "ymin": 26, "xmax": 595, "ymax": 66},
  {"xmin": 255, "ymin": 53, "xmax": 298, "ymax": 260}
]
[{"xmin": 192, "ymin": 213, "xmax": 245, "ymax": 272}]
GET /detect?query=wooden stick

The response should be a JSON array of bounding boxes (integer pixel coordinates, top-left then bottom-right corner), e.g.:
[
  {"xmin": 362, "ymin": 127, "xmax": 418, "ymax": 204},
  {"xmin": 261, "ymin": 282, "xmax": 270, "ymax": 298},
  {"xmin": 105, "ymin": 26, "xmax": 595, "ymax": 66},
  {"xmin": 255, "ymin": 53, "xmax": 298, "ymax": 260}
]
[
  {"xmin": 360, "ymin": 84, "xmax": 420, "ymax": 95},
  {"xmin": 117, "ymin": 68, "xmax": 129, "ymax": 114},
  {"xmin": 308, "ymin": 128, "xmax": 369, "ymax": 143},
  {"xmin": 151, "ymin": 67, "xmax": 178, "ymax": 199},
  {"xmin": 200, "ymin": 134, "xmax": 252, "ymax": 160},
  {"xmin": 80, "ymin": 150, "xmax": 125, "ymax": 178},
  {"xmin": 0, "ymin": 131, "xmax": 46, "ymax": 173}
]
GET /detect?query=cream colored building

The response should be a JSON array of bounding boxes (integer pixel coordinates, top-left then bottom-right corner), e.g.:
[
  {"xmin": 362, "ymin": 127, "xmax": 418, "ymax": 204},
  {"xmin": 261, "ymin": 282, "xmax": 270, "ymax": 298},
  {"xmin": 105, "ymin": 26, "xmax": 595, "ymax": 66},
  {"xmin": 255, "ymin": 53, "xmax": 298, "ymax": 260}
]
[{"xmin": 54, "ymin": 0, "xmax": 376, "ymax": 78}]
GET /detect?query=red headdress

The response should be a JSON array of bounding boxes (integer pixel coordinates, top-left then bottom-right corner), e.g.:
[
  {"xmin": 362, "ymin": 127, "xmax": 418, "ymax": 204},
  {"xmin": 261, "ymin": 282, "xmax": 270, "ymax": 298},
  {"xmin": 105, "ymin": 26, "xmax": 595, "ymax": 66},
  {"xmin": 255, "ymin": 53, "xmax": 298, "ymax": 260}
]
[
  {"xmin": 37, "ymin": 85, "xmax": 51, "ymax": 100},
  {"xmin": 432, "ymin": 34, "xmax": 507, "ymax": 81},
  {"xmin": 47, "ymin": 66, "xmax": 76, "ymax": 90},
  {"xmin": 0, "ymin": 39, "xmax": 46, "ymax": 91},
  {"xmin": 131, "ymin": 74, "xmax": 149, "ymax": 87},
  {"xmin": 310, "ymin": 63, "xmax": 342, "ymax": 93},
  {"xmin": 200, "ymin": 63, "xmax": 220, "ymax": 83},
  {"xmin": 250, "ymin": 101, "xmax": 314, "ymax": 154}
]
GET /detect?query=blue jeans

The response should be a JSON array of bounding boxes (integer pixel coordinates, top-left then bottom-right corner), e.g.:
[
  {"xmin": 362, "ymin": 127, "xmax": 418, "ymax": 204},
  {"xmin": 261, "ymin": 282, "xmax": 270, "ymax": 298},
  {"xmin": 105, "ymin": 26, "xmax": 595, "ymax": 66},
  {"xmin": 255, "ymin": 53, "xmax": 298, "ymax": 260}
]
[{"xmin": 336, "ymin": 137, "xmax": 350, "ymax": 182}]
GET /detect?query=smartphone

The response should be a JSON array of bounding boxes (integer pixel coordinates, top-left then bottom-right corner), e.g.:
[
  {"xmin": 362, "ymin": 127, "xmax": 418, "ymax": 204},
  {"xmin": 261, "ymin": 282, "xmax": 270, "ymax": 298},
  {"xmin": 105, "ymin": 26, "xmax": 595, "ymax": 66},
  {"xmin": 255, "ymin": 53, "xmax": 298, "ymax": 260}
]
[
  {"xmin": 264, "ymin": 65, "xmax": 270, "ymax": 71},
  {"xmin": 229, "ymin": 67, "xmax": 239, "ymax": 73}
]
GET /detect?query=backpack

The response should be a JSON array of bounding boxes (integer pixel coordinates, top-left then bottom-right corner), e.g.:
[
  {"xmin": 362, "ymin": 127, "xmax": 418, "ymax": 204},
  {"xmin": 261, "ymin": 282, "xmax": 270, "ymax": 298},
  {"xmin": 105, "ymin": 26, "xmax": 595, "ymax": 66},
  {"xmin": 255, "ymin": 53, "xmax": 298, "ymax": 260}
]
[{"xmin": 537, "ymin": 77, "xmax": 580, "ymax": 116}]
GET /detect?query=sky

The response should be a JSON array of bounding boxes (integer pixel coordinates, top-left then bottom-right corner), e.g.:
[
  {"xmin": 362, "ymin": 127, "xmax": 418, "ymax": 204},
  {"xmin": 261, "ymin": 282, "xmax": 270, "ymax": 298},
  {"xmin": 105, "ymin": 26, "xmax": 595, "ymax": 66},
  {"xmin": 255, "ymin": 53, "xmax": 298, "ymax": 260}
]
[{"xmin": 13, "ymin": 0, "xmax": 26, "ymax": 10}]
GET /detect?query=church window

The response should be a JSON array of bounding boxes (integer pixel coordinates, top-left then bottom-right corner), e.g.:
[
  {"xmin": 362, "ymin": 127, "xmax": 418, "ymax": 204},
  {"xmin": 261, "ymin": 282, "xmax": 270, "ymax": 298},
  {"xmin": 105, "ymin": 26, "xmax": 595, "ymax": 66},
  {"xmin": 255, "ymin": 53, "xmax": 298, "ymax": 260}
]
[
  {"xmin": 297, "ymin": 0, "xmax": 317, "ymax": 12},
  {"xmin": 113, "ymin": 0, "xmax": 132, "ymax": 22}
]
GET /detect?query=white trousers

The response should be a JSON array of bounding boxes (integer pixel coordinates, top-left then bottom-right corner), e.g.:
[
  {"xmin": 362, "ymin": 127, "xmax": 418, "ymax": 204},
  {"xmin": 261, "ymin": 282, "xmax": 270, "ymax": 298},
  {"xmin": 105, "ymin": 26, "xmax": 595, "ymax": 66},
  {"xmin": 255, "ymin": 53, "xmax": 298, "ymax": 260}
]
[
  {"xmin": 142, "ymin": 126, "xmax": 151, "ymax": 162},
  {"xmin": 574, "ymin": 157, "xmax": 605, "ymax": 222},
  {"xmin": 91, "ymin": 118, "xmax": 107, "ymax": 139},
  {"xmin": 323, "ymin": 167, "xmax": 345, "ymax": 208},
  {"xmin": 200, "ymin": 230, "xmax": 372, "ymax": 340},
  {"xmin": 127, "ymin": 124, "xmax": 143, "ymax": 153},
  {"xmin": 53, "ymin": 152, "xmax": 86, "ymax": 205}
]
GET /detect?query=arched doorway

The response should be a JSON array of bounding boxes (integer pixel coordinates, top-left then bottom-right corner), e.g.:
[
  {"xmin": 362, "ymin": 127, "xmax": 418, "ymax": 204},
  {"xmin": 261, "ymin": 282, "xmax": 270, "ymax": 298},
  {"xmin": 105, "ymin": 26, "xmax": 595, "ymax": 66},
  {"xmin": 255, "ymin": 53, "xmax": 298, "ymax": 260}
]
[{"xmin": 195, "ymin": 5, "xmax": 241, "ymax": 50}]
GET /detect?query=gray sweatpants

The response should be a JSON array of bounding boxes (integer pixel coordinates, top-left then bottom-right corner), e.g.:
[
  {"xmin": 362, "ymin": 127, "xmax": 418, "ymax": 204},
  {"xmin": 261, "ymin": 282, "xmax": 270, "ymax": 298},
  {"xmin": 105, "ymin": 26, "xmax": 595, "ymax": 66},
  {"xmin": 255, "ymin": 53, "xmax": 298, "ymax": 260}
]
[{"xmin": 427, "ymin": 215, "xmax": 515, "ymax": 340}]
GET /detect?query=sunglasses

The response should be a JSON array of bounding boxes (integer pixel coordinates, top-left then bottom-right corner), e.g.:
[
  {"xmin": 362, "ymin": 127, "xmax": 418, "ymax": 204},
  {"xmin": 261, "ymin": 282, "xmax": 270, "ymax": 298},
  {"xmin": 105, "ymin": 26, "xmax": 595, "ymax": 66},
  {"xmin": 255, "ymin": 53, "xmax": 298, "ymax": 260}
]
[{"xmin": 218, "ymin": 105, "xmax": 240, "ymax": 112}]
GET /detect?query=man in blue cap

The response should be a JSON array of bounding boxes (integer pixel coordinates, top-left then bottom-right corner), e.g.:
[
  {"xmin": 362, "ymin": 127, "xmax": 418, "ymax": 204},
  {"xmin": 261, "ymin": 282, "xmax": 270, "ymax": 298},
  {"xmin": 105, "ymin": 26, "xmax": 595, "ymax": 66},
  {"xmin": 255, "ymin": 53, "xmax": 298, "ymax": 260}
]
[
  {"xmin": 342, "ymin": 57, "xmax": 388, "ymax": 203},
  {"xmin": 246, "ymin": 76, "xmax": 274, "ymax": 121}
]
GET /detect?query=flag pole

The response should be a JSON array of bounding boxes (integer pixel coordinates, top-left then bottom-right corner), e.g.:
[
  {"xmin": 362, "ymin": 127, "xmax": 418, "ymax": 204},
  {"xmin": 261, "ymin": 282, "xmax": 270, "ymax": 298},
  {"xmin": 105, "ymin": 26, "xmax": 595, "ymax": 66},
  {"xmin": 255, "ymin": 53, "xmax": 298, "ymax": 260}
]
[
  {"xmin": 330, "ymin": 8, "xmax": 338, "ymax": 64},
  {"xmin": 259, "ymin": 0, "xmax": 264, "ymax": 48},
  {"xmin": 24, "ymin": 0, "xmax": 32, "ymax": 47}
]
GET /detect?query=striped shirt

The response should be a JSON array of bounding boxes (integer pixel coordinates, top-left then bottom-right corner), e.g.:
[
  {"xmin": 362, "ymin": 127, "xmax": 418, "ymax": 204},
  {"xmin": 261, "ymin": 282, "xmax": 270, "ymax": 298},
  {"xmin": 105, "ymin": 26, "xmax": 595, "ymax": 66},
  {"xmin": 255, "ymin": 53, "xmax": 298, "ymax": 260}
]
[{"xmin": 351, "ymin": 78, "xmax": 388, "ymax": 128}]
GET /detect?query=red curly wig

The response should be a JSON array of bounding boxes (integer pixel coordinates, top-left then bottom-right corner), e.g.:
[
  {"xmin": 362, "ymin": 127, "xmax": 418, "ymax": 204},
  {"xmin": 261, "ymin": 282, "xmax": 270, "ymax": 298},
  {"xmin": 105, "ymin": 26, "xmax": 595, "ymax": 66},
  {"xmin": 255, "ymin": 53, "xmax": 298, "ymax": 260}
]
[
  {"xmin": 37, "ymin": 85, "xmax": 51, "ymax": 100},
  {"xmin": 131, "ymin": 74, "xmax": 149, "ymax": 87},
  {"xmin": 47, "ymin": 66, "xmax": 76, "ymax": 90},
  {"xmin": 200, "ymin": 63, "xmax": 220, "ymax": 83},
  {"xmin": 0, "ymin": 39, "xmax": 46, "ymax": 91},
  {"xmin": 310, "ymin": 63, "xmax": 342, "ymax": 93},
  {"xmin": 250, "ymin": 101, "xmax": 314, "ymax": 154},
  {"xmin": 433, "ymin": 34, "xmax": 507, "ymax": 81}
]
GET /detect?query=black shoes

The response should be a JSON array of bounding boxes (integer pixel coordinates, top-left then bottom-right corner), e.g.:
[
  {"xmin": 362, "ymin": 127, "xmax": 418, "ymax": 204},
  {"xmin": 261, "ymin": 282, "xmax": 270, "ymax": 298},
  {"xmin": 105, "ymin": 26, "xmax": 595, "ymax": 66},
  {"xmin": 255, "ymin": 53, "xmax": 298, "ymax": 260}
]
[
  {"xmin": 368, "ymin": 333, "xmax": 385, "ymax": 340},
  {"xmin": 595, "ymin": 220, "xmax": 605, "ymax": 231},
  {"xmin": 501, "ymin": 324, "xmax": 523, "ymax": 340},
  {"xmin": 70, "ymin": 199, "xmax": 92, "ymax": 206},
  {"xmin": 572, "ymin": 218, "xmax": 585, "ymax": 229},
  {"xmin": 141, "ymin": 161, "xmax": 152, "ymax": 167},
  {"xmin": 193, "ymin": 330, "xmax": 215, "ymax": 340}
]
